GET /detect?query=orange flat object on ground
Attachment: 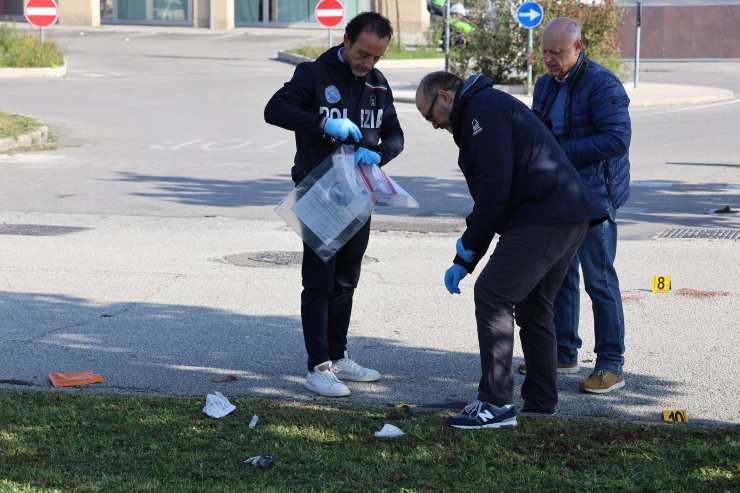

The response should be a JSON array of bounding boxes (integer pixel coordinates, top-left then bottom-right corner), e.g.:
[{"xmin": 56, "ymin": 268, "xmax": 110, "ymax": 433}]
[{"xmin": 48, "ymin": 370, "xmax": 104, "ymax": 388}]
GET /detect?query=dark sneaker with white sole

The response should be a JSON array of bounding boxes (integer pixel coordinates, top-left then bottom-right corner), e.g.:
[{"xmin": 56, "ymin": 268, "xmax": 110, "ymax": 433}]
[{"xmin": 447, "ymin": 400, "xmax": 517, "ymax": 430}]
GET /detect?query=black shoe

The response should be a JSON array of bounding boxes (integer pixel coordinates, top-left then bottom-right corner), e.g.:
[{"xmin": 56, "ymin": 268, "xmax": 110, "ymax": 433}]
[
  {"xmin": 447, "ymin": 400, "xmax": 517, "ymax": 429},
  {"xmin": 519, "ymin": 406, "xmax": 557, "ymax": 416}
]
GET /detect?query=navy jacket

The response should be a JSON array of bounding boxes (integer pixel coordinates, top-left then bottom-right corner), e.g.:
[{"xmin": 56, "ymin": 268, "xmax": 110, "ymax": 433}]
[
  {"xmin": 451, "ymin": 75, "xmax": 607, "ymax": 272},
  {"xmin": 532, "ymin": 53, "xmax": 631, "ymax": 210},
  {"xmin": 264, "ymin": 46, "xmax": 404, "ymax": 183}
]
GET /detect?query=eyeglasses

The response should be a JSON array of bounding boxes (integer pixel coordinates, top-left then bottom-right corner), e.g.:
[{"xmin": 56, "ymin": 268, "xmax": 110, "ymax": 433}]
[{"xmin": 424, "ymin": 92, "xmax": 439, "ymax": 122}]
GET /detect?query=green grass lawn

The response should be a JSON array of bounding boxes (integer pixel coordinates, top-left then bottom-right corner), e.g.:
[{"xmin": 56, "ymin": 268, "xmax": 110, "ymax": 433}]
[
  {"xmin": 0, "ymin": 113, "xmax": 43, "ymax": 140},
  {"xmin": 0, "ymin": 26, "xmax": 64, "ymax": 68},
  {"xmin": 0, "ymin": 390, "xmax": 737, "ymax": 492},
  {"xmin": 288, "ymin": 45, "xmax": 443, "ymax": 60}
]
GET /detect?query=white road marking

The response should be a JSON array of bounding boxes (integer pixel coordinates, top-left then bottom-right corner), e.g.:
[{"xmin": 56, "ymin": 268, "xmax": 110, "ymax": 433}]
[
  {"xmin": 201, "ymin": 139, "xmax": 253, "ymax": 151},
  {"xmin": 262, "ymin": 140, "xmax": 289, "ymax": 151},
  {"xmin": 210, "ymin": 33, "xmax": 245, "ymax": 41},
  {"xmin": 149, "ymin": 139, "xmax": 205, "ymax": 150}
]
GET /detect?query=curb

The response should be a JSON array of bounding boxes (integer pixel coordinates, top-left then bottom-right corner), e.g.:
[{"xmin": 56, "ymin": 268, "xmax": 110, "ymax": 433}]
[
  {"xmin": 277, "ymin": 51, "xmax": 312, "ymax": 65},
  {"xmin": 0, "ymin": 59, "xmax": 67, "ymax": 79},
  {"xmin": 0, "ymin": 126, "xmax": 49, "ymax": 153},
  {"xmin": 623, "ymin": 84, "xmax": 735, "ymax": 107}
]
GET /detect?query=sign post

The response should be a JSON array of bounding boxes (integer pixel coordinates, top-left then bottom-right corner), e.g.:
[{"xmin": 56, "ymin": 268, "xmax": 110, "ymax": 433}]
[
  {"xmin": 634, "ymin": 0, "xmax": 642, "ymax": 88},
  {"xmin": 444, "ymin": 0, "xmax": 450, "ymax": 72},
  {"xmin": 315, "ymin": 0, "xmax": 345, "ymax": 49},
  {"xmin": 24, "ymin": 0, "xmax": 59, "ymax": 43},
  {"xmin": 516, "ymin": 1, "xmax": 544, "ymax": 95}
]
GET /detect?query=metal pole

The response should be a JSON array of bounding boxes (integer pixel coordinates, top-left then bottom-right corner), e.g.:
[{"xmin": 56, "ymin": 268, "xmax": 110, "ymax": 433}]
[
  {"xmin": 527, "ymin": 28, "xmax": 533, "ymax": 95},
  {"xmin": 329, "ymin": 29, "xmax": 333, "ymax": 48},
  {"xmin": 634, "ymin": 0, "xmax": 641, "ymax": 88},
  {"xmin": 444, "ymin": 0, "xmax": 450, "ymax": 72}
]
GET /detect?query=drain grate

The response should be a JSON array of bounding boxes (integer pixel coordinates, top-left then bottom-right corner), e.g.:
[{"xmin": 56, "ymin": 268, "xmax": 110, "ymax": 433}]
[
  {"xmin": 0, "ymin": 224, "xmax": 90, "ymax": 236},
  {"xmin": 221, "ymin": 251, "xmax": 378, "ymax": 268},
  {"xmin": 656, "ymin": 228, "xmax": 740, "ymax": 240}
]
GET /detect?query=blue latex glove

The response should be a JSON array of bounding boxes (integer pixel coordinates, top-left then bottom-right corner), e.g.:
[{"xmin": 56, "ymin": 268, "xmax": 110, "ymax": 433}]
[
  {"xmin": 323, "ymin": 118, "xmax": 362, "ymax": 142},
  {"xmin": 355, "ymin": 147, "xmax": 381, "ymax": 167},
  {"xmin": 444, "ymin": 264, "xmax": 468, "ymax": 294},
  {"xmin": 456, "ymin": 237, "xmax": 475, "ymax": 263}
]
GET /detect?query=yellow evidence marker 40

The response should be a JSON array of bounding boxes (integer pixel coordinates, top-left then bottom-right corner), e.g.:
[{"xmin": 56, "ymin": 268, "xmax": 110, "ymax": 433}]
[
  {"xmin": 651, "ymin": 275, "xmax": 671, "ymax": 293},
  {"xmin": 662, "ymin": 409, "xmax": 688, "ymax": 423}
]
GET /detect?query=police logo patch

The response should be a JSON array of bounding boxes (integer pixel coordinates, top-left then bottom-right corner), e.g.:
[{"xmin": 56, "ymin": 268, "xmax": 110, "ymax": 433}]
[
  {"xmin": 324, "ymin": 85, "xmax": 341, "ymax": 104},
  {"xmin": 370, "ymin": 95, "xmax": 376, "ymax": 107}
]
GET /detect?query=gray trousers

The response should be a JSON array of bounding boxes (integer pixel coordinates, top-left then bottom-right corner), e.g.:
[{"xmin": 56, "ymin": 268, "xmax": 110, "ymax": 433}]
[{"xmin": 473, "ymin": 223, "xmax": 588, "ymax": 409}]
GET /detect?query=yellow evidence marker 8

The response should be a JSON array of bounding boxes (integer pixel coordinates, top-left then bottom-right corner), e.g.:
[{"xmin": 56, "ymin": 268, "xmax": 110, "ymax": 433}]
[
  {"xmin": 651, "ymin": 275, "xmax": 671, "ymax": 293},
  {"xmin": 662, "ymin": 409, "xmax": 688, "ymax": 423}
]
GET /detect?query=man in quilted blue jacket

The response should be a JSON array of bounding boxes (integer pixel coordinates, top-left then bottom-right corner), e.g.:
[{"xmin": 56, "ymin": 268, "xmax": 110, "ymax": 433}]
[{"xmin": 529, "ymin": 17, "xmax": 631, "ymax": 394}]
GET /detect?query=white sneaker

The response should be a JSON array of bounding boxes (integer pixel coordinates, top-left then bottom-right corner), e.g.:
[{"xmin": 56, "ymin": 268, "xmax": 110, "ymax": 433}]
[
  {"xmin": 305, "ymin": 362, "xmax": 350, "ymax": 397},
  {"xmin": 332, "ymin": 352, "xmax": 381, "ymax": 382}
]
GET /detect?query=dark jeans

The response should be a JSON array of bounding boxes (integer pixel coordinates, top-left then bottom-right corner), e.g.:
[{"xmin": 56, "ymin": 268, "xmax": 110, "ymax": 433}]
[
  {"xmin": 474, "ymin": 223, "xmax": 588, "ymax": 409},
  {"xmin": 554, "ymin": 215, "xmax": 625, "ymax": 374},
  {"xmin": 301, "ymin": 218, "xmax": 371, "ymax": 371}
]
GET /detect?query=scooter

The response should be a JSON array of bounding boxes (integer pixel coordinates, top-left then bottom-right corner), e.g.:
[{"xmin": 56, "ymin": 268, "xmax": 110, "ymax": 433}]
[{"xmin": 427, "ymin": 0, "xmax": 476, "ymax": 47}]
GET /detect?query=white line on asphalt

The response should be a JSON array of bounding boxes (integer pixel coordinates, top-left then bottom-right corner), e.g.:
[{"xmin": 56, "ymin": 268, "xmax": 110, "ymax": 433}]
[
  {"xmin": 262, "ymin": 140, "xmax": 289, "ymax": 151},
  {"xmin": 201, "ymin": 139, "xmax": 253, "ymax": 151},
  {"xmin": 211, "ymin": 33, "xmax": 245, "ymax": 41},
  {"xmin": 122, "ymin": 32, "xmax": 159, "ymax": 39},
  {"xmin": 149, "ymin": 139, "xmax": 205, "ymax": 150},
  {"xmin": 644, "ymin": 99, "xmax": 740, "ymax": 116}
]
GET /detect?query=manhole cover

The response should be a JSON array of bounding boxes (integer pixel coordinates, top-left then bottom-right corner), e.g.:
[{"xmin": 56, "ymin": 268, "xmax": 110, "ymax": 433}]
[
  {"xmin": 0, "ymin": 224, "xmax": 90, "ymax": 236},
  {"xmin": 656, "ymin": 228, "xmax": 740, "ymax": 240},
  {"xmin": 220, "ymin": 251, "xmax": 378, "ymax": 268}
]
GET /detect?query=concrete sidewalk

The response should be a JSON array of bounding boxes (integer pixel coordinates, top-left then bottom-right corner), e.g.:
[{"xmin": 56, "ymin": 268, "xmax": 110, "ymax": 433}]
[{"xmin": 1, "ymin": 212, "xmax": 737, "ymax": 426}]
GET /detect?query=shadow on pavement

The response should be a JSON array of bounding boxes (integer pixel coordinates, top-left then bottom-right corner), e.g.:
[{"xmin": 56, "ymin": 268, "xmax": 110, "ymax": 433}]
[
  {"xmin": 113, "ymin": 172, "xmax": 293, "ymax": 207},
  {"xmin": 2, "ymin": 290, "xmax": 731, "ymax": 426},
  {"xmin": 112, "ymin": 173, "xmax": 740, "ymax": 230},
  {"xmin": 620, "ymin": 180, "xmax": 740, "ymax": 229},
  {"xmin": 111, "ymin": 171, "xmax": 474, "ymax": 216}
]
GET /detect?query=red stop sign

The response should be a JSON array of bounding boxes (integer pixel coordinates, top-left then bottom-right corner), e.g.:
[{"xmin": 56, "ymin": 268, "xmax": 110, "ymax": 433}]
[
  {"xmin": 315, "ymin": 0, "xmax": 344, "ymax": 28},
  {"xmin": 24, "ymin": 0, "xmax": 58, "ymax": 29}
]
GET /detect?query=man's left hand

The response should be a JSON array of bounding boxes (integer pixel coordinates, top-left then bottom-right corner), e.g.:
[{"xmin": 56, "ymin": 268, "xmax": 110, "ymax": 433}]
[{"xmin": 355, "ymin": 147, "xmax": 381, "ymax": 167}]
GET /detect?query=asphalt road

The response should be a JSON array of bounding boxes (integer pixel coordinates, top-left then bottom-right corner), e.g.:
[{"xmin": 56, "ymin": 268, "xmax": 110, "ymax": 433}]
[
  {"xmin": 0, "ymin": 29, "xmax": 738, "ymax": 237},
  {"xmin": 1, "ymin": 29, "xmax": 738, "ymax": 426}
]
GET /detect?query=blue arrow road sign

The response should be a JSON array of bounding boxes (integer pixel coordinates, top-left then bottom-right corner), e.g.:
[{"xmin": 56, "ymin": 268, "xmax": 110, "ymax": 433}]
[{"xmin": 516, "ymin": 1, "xmax": 543, "ymax": 29}]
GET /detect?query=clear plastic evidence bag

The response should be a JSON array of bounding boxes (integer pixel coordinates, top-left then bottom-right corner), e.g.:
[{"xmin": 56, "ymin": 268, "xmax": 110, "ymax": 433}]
[{"xmin": 275, "ymin": 145, "xmax": 418, "ymax": 262}]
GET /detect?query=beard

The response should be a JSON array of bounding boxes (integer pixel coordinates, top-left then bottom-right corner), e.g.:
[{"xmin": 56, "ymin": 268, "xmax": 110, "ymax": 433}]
[{"xmin": 351, "ymin": 66, "xmax": 369, "ymax": 77}]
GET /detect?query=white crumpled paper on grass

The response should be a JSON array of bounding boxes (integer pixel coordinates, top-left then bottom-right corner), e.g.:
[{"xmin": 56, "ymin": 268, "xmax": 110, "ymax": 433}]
[{"xmin": 202, "ymin": 391, "xmax": 236, "ymax": 418}]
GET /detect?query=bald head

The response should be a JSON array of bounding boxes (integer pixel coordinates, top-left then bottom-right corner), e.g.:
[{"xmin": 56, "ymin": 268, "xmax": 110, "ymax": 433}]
[
  {"xmin": 543, "ymin": 17, "xmax": 582, "ymax": 44},
  {"xmin": 415, "ymin": 71, "xmax": 461, "ymax": 132},
  {"xmin": 541, "ymin": 17, "xmax": 583, "ymax": 79}
]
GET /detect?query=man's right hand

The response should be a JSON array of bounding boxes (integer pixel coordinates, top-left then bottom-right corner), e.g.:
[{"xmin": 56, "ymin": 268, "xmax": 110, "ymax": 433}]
[
  {"xmin": 444, "ymin": 264, "xmax": 468, "ymax": 295},
  {"xmin": 323, "ymin": 118, "xmax": 362, "ymax": 142}
]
